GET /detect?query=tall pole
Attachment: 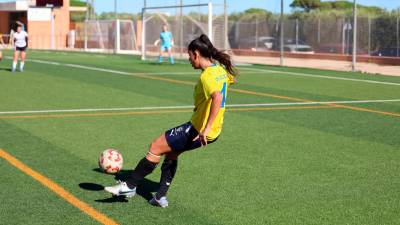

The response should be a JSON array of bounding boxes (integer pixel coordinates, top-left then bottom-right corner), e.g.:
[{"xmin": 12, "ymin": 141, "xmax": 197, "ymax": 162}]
[
  {"xmin": 295, "ymin": 18, "xmax": 299, "ymax": 49},
  {"xmin": 368, "ymin": 15, "xmax": 371, "ymax": 56},
  {"xmin": 208, "ymin": 1, "xmax": 213, "ymax": 43},
  {"xmin": 180, "ymin": 0, "xmax": 183, "ymax": 59},
  {"xmin": 51, "ymin": 8, "xmax": 55, "ymax": 49},
  {"xmin": 84, "ymin": 0, "xmax": 89, "ymax": 51},
  {"xmin": 224, "ymin": 0, "xmax": 228, "ymax": 50},
  {"xmin": 397, "ymin": 9, "xmax": 399, "ymax": 57},
  {"xmin": 114, "ymin": 0, "xmax": 118, "ymax": 54},
  {"xmin": 141, "ymin": 0, "xmax": 146, "ymax": 60},
  {"xmin": 352, "ymin": 0, "xmax": 357, "ymax": 72},
  {"xmin": 317, "ymin": 18, "xmax": 320, "ymax": 44},
  {"xmin": 280, "ymin": 0, "xmax": 284, "ymax": 66}
]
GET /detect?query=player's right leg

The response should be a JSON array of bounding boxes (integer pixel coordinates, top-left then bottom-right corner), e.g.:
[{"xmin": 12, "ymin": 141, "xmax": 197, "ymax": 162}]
[
  {"xmin": 159, "ymin": 47, "xmax": 165, "ymax": 63},
  {"xmin": 167, "ymin": 47, "xmax": 174, "ymax": 64},
  {"xmin": 104, "ymin": 133, "xmax": 172, "ymax": 197},
  {"xmin": 12, "ymin": 50, "xmax": 19, "ymax": 72}
]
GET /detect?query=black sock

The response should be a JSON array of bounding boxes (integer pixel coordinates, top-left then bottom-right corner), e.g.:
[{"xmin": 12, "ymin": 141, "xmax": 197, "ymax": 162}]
[
  {"xmin": 156, "ymin": 159, "xmax": 178, "ymax": 199},
  {"xmin": 126, "ymin": 157, "xmax": 158, "ymax": 189}
]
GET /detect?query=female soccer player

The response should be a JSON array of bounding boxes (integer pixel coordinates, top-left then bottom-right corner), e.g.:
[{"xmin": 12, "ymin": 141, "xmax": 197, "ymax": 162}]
[
  {"xmin": 105, "ymin": 34, "xmax": 237, "ymax": 208},
  {"xmin": 154, "ymin": 24, "xmax": 175, "ymax": 64},
  {"xmin": 12, "ymin": 24, "xmax": 28, "ymax": 72}
]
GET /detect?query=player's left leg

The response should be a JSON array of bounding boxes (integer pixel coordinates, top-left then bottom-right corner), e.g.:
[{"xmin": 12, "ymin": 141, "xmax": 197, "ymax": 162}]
[
  {"xmin": 20, "ymin": 50, "xmax": 26, "ymax": 72},
  {"xmin": 149, "ymin": 151, "xmax": 180, "ymax": 208},
  {"xmin": 167, "ymin": 47, "xmax": 174, "ymax": 64}
]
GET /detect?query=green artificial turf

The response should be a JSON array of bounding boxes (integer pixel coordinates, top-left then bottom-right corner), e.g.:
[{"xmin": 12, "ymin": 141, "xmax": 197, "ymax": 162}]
[{"xmin": 0, "ymin": 50, "xmax": 399, "ymax": 225}]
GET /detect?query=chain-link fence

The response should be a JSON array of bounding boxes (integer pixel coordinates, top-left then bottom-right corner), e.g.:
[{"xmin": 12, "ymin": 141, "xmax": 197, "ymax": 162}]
[{"xmin": 4, "ymin": 0, "xmax": 397, "ymax": 74}]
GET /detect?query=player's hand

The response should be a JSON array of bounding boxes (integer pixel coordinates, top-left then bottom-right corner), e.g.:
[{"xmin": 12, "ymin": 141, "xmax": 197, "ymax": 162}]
[{"xmin": 193, "ymin": 127, "xmax": 210, "ymax": 146}]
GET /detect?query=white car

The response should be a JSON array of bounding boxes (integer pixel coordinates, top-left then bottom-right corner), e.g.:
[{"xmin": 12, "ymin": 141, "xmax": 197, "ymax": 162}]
[{"xmin": 283, "ymin": 44, "xmax": 314, "ymax": 54}]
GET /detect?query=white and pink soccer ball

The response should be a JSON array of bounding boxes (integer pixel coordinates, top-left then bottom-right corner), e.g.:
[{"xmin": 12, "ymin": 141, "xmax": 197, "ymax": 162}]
[{"xmin": 98, "ymin": 149, "xmax": 123, "ymax": 174}]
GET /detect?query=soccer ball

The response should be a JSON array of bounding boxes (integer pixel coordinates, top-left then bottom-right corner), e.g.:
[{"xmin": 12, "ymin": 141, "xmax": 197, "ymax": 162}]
[{"xmin": 98, "ymin": 149, "xmax": 123, "ymax": 174}]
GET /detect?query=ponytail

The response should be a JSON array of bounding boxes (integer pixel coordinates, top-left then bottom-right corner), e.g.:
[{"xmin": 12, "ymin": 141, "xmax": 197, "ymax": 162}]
[{"xmin": 188, "ymin": 34, "xmax": 238, "ymax": 76}]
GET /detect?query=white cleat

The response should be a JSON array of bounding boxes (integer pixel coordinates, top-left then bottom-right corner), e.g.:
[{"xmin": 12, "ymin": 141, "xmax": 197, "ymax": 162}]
[
  {"xmin": 149, "ymin": 195, "xmax": 169, "ymax": 208},
  {"xmin": 104, "ymin": 181, "xmax": 136, "ymax": 198}
]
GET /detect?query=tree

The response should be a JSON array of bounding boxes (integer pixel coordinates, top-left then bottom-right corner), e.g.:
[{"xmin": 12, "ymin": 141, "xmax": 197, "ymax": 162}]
[
  {"xmin": 229, "ymin": 8, "xmax": 272, "ymax": 21},
  {"xmin": 290, "ymin": 0, "xmax": 321, "ymax": 12}
]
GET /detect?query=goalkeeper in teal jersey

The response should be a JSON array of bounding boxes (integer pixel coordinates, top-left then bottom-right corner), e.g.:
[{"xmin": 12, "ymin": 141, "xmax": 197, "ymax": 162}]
[{"xmin": 154, "ymin": 24, "xmax": 175, "ymax": 64}]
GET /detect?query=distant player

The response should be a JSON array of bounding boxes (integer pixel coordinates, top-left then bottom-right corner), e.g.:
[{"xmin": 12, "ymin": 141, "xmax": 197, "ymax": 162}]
[
  {"xmin": 105, "ymin": 34, "xmax": 238, "ymax": 208},
  {"xmin": 12, "ymin": 24, "xmax": 28, "ymax": 72},
  {"xmin": 154, "ymin": 24, "xmax": 175, "ymax": 64}
]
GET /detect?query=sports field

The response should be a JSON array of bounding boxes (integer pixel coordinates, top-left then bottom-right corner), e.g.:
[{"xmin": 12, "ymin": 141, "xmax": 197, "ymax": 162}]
[{"xmin": 0, "ymin": 50, "xmax": 399, "ymax": 225}]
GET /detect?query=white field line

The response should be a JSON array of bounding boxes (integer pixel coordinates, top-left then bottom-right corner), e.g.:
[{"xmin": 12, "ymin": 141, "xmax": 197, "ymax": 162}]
[
  {"xmin": 240, "ymin": 67, "xmax": 400, "ymax": 86},
  {"xmin": 1, "ymin": 99, "xmax": 399, "ymax": 115},
  {"xmin": 4, "ymin": 57, "xmax": 198, "ymax": 76},
  {"xmin": 3, "ymin": 56, "xmax": 399, "ymax": 83}
]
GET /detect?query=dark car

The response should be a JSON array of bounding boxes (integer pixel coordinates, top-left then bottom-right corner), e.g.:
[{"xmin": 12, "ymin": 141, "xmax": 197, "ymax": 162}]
[{"xmin": 372, "ymin": 48, "xmax": 400, "ymax": 57}]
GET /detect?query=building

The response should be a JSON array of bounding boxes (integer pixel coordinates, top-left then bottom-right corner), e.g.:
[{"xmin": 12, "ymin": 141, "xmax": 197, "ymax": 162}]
[{"xmin": 0, "ymin": 0, "xmax": 85, "ymax": 49}]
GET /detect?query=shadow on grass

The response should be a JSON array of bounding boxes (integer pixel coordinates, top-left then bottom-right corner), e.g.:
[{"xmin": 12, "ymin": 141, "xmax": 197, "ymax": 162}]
[
  {"xmin": 0, "ymin": 68, "xmax": 12, "ymax": 72},
  {"xmin": 78, "ymin": 168, "xmax": 160, "ymax": 203}
]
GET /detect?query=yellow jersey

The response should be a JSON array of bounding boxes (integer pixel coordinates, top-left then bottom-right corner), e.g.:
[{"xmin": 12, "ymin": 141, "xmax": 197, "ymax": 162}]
[{"xmin": 190, "ymin": 64, "xmax": 234, "ymax": 140}]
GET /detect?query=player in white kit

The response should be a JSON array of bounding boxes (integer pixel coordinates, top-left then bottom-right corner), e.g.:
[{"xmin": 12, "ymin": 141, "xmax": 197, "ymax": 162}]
[{"xmin": 12, "ymin": 24, "xmax": 28, "ymax": 72}]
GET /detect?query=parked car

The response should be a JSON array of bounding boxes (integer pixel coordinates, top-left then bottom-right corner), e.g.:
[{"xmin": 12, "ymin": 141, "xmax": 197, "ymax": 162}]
[
  {"xmin": 238, "ymin": 36, "xmax": 275, "ymax": 50},
  {"xmin": 283, "ymin": 44, "xmax": 314, "ymax": 54},
  {"xmin": 372, "ymin": 48, "xmax": 400, "ymax": 57},
  {"xmin": 272, "ymin": 38, "xmax": 314, "ymax": 53}
]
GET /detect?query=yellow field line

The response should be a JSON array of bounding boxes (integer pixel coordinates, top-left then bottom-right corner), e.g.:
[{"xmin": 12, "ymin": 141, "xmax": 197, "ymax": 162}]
[
  {"xmin": 0, "ymin": 149, "xmax": 119, "ymax": 225},
  {"xmin": 140, "ymin": 74, "xmax": 399, "ymax": 118},
  {"xmin": 0, "ymin": 105, "xmax": 335, "ymax": 120},
  {"xmin": 228, "ymin": 105, "xmax": 336, "ymax": 112},
  {"xmin": 230, "ymin": 88, "xmax": 312, "ymax": 102},
  {"xmin": 328, "ymin": 103, "xmax": 400, "ymax": 117}
]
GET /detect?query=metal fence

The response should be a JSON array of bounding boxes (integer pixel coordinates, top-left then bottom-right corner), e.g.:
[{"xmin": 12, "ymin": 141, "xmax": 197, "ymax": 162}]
[{"xmin": 2, "ymin": 1, "xmax": 398, "ymax": 74}]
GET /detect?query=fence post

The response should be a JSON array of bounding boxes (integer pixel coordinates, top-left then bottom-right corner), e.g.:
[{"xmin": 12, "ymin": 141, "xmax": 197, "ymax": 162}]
[
  {"xmin": 397, "ymin": 10, "xmax": 399, "ymax": 57},
  {"xmin": 368, "ymin": 15, "xmax": 371, "ymax": 56},
  {"xmin": 318, "ymin": 18, "xmax": 320, "ymax": 44},
  {"xmin": 255, "ymin": 18, "xmax": 259, "ymax": 48},
  {"xmin": 280, "ymin": 0, "xmax": 284, "ymax": 66},
  {"xmin": 295, "ymin": 18, "xmax": 299, "ymax": 49},
  {"xmin": 179, "ymin": 0, "xmax": 183, "ymax": 59},
  {"xmin": 224, "ymin": 0, "xmax": 228, "ymax": 50},
  {"xmin": 342, "ymin": 18, "xmax": 345, "ymax": 54},
  {"xmin": 352, "ymin": 0, "xmax": 357, "ymax": 72}
]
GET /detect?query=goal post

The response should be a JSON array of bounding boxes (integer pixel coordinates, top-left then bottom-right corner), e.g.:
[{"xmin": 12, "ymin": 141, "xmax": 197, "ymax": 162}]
[{"xmin": 141, "ymin": 2, "xmax": 221, "ymax": 61}]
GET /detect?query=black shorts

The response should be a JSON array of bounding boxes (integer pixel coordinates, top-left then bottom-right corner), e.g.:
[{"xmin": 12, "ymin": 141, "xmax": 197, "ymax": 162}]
[
  {"xmin": 16, "ymin": 46, "xmax": 27, "ymax": 52},
  {"xmin": 165, "ymin": 122, "xmax": 218, "ymax": 152}
]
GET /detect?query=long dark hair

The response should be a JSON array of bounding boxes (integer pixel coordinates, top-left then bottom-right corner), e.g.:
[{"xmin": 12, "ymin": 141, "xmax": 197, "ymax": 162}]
[{"xmin": 188, "ymin": 34, "xmax": 237, "ymax": 76}]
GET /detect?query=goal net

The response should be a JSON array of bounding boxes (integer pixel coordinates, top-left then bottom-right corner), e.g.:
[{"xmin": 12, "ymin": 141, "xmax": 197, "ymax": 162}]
[
  {"xmin": 141, "ymin": 2, "xmax": 228, "ymax": 61},
  {"xmin": 75, "ymin": 20, "xmax": 138, "ymax": 53}
]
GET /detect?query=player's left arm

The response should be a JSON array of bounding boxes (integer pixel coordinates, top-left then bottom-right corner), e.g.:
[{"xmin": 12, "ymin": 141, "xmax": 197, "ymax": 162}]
[{"xmin": 193, "ymin": 91, "xmax": 222, "ymax": 146}]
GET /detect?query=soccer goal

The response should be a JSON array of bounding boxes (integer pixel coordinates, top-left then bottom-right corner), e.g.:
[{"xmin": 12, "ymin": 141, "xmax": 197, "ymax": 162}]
[
  {"xmin": 75, "ymin": 19, "xmax": 138, "ymax": 54},
  {"xmin": 140, "ymin": 2, "xmax": 229, "ymax": 61}
]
